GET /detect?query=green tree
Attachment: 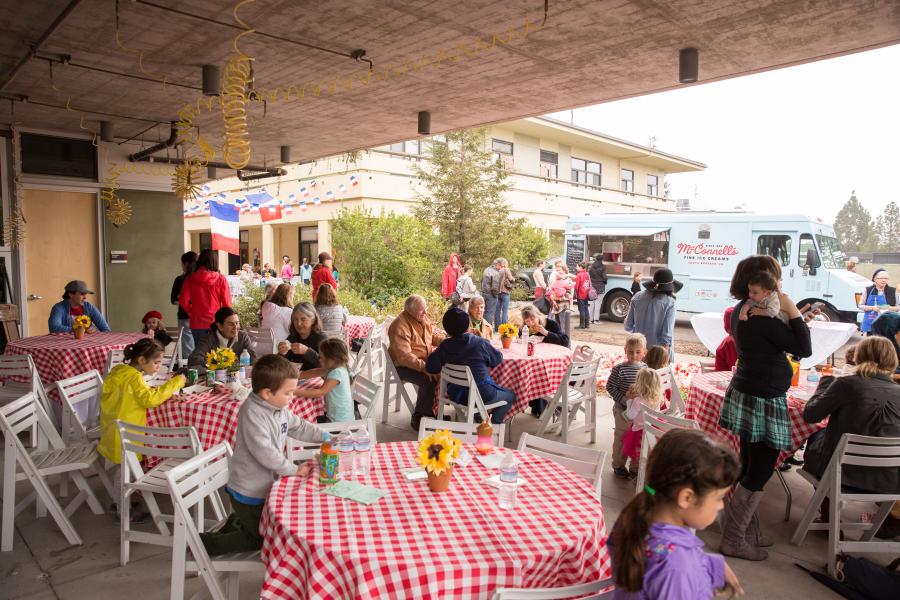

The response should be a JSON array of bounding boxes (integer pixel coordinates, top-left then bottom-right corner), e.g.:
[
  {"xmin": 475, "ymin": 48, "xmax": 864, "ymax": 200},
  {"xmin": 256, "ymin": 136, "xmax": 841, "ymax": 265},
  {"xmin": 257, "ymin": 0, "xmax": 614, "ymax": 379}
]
[
  {"xmin": 867, "ymin": 201, "xmax": 900, "ymax": 251},
  {"xmin": 833, "ymin": 191, "xmax": 871, "ymax": 252},
  {"xmin": 412, "ymin": 128, "xmax": 511, "ymax": 269},
  {"xmin": 330, "ymin": 207, "xmax": 441, "ymax": 302},
  {"xmin": 505, "ymin": 218, "xmax": 550, "ymax": 270}
]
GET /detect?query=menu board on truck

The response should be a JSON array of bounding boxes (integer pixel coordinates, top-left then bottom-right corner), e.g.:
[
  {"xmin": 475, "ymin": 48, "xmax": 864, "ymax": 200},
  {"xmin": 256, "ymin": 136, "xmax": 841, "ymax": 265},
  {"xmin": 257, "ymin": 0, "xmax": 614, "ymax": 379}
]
[{"xmin": 566, "ymin": 236, "xmax": 586, "ymax": 270}]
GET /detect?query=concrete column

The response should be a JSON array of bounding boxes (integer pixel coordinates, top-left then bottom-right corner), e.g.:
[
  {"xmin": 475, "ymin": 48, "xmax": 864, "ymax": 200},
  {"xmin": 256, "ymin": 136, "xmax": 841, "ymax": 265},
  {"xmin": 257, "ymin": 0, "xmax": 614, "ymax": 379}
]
[
  {"xmin": 261, "ymin": 224, "xmax": 275, "ymax": 266},
  {"xmin": 217, "ymin": 250, "xmax": 229, "ymax": 271},
  {"xmin": 317, "ymin": 219, "xmax": 331, "ymax": 256},
  {"xmin": 183, "ymin": 230, "xmax": 192, "ymax": 252}
]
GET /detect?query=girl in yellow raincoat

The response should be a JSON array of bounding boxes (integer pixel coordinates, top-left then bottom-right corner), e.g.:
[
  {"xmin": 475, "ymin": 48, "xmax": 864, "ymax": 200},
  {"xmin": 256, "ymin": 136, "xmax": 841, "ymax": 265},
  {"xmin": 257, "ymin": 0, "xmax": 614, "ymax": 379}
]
[{"xmin": 97, "ymin": 338, "xmax": 186, "ymax": 509}]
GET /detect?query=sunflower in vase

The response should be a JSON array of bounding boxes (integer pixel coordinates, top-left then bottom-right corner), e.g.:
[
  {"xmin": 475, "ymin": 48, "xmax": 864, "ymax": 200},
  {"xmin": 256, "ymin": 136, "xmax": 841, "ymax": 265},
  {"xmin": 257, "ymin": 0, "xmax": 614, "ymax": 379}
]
[
  {"xmin": 72, "ymin": 315, "xmax": 92, "ymax": 339},
  {"xmin": 205, "ymin": 347, "xmax": 237, "ymax": 372},
  {"xmin": 417, "ymin": 429, "xmax": 462, "ymax": 492},
  {"xmin": 497, "ymin": 323, "xmax": 518, "ymax": 349}
]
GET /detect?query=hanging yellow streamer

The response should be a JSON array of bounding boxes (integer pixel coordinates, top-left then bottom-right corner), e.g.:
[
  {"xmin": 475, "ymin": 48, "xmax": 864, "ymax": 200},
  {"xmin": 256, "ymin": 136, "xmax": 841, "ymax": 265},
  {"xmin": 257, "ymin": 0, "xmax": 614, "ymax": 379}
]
[{"xmin": 220, "ymin": 0, "xmax": 256, "ymax": 170}]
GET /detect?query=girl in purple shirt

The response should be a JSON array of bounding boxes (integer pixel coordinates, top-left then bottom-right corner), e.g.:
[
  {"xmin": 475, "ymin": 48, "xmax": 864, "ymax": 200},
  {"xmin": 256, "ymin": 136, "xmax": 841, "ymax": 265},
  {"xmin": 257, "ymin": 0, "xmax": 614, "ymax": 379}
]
[{"xmin": 610, "ymin": 429, "xmax": 744, "ymax": 599}]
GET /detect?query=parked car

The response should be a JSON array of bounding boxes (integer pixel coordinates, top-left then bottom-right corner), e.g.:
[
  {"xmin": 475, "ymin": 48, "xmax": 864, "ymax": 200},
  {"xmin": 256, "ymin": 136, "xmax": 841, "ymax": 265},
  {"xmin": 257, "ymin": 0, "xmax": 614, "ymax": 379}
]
[{"xmin": 515, "ymin": 256, "xmax": 562, "ymax": 295}]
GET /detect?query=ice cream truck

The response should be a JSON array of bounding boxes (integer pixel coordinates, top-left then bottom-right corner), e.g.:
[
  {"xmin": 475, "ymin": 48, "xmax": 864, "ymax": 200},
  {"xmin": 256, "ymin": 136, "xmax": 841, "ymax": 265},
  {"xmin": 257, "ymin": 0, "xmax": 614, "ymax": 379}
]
[{"xmin": 564, "ymin": 212, "xmax": 869, "ymax": 323}]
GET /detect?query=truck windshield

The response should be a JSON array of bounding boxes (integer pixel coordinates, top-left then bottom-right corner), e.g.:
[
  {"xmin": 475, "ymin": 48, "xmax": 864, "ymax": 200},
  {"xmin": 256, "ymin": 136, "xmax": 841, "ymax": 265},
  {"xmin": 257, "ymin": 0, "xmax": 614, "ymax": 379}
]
[{"xmin": 815, "ymin": 235, "xmax": 844, "ymax": 269}]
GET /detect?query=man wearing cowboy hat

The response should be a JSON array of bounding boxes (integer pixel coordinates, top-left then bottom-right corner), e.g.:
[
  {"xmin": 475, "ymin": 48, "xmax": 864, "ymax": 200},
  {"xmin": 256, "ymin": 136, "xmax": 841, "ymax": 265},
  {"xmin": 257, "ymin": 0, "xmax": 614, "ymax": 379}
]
[
  {"xmin": 624, "ymin": 268, "xmax": 683, "ymax": 361},
  {"xmin": 48, "ymin": 280, "xmax": 111, "ymax": 333}
]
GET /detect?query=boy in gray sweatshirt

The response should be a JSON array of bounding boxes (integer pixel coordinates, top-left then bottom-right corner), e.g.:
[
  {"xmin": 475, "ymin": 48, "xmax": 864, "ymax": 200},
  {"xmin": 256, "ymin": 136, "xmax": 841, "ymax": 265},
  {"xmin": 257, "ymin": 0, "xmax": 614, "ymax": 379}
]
[{"xmin": 201, "ymin": 354, "xmax": 329, "ymax": 556}]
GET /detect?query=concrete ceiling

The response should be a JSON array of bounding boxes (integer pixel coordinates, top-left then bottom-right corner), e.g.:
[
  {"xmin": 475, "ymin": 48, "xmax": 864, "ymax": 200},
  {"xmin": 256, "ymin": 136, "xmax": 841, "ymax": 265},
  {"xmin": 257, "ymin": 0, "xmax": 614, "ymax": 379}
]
[{"xmin": 2, "ymin": 0, "xmax": 899, "ymax": 169}]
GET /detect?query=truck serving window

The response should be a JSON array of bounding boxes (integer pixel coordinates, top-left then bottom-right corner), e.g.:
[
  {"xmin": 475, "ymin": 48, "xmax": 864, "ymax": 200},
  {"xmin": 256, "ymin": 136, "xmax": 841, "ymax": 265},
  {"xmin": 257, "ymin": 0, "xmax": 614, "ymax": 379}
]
[
  {"xmin": 757, "ymin": 235, "xmax": 792, "ymax": 266},
  {"xmin": 815, "ymin": 235, "xmax": 844, "ymax": 269}
]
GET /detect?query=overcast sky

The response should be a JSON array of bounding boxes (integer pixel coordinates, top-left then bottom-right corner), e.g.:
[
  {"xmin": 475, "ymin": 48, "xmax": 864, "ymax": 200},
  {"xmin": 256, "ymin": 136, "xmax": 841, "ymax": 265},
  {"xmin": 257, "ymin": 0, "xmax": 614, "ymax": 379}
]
[{"xmin": 548, "ymin": 44, "xmax": 900, "ymax": 223}]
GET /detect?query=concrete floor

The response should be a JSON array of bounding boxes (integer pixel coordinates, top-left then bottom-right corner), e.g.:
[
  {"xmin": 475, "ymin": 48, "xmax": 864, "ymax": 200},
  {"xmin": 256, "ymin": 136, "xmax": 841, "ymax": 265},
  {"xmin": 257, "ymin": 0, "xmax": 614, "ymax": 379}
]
[{"xmin": 2, "ymin": 343, "xmax": 863, "ymax": 599}]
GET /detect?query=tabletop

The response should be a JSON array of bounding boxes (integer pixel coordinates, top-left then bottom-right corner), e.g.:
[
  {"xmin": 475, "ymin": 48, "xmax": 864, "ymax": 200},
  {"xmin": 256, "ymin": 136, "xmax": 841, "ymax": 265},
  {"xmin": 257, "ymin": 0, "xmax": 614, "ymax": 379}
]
[
  {"xmin": 345, "ymin": 316, "xmax": 376, "ymax": 341},
  {"xmin": 4, "ymin": 332, "xmax": 148, "ymax": 391},
  {"xmin": 435, "ymin": 340, "xmax": 573, "ymax": 420},
  {"xmin": 260, "ymin": 441, "xmax": 611, "ymax": 600},
  {"xmin": 146, "ymin": 381, "xmax": 325, "ymax": 467},
  {"xmin": 686, "ymin": 371, "xmax": 827, "ymax": 463}
]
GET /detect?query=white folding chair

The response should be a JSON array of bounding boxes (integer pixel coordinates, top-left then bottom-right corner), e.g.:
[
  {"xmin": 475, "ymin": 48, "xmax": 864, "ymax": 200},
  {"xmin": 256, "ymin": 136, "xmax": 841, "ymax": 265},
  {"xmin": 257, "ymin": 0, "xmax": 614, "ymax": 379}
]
[
  {"xmin": 106, "ymin": 348, "xmax": 125, "ymax": 375},
  {"xmin": 286, "ymin": 418, "xmax": 377, "ymax": 463},
  {"xmin": 1, "ymin": 393, "xmax": 109, "ymax": 551},
  {"xmin": 381, "ymin": 342, "xmax": 415, "ymax": 423},
  {"xmin": 117, "ymin": 421, "xmax": 219, "ymax": 566},
  {"xmin": 164, "ymin": 326, "xmax": 184, "ymax": 370},
  {"xmin": 165, "ymin": 443, "xmax": 264, "ymax": 600},
  {"xmin": 656, "ymin": 366, "xmax": 685, "ymax": 417},
  {"xmin": 0, "ymin": 353, "xmax": 57, "ymax": 429},
  {"xmin": 791, "ymin": 434, "xmax": 900, "ymax": 576},
  {"xmin": 55, "ymin": 370, "xmax": 104, "ymax": 445},
  {"xmin": 491, "ymin": 578, "xmax": 614, "ymax": 599},
  {"xmin": 351, "ymin": 375, "xmax": 383, "ymax": 420},
  {"xmin": 518, "ymin": 433, "xmax": 607, "ymax": 495},
  {"xmin": 535, "ymin": 359, "xmax": 600, "ymax": 444},
  {"xmin": 573, "ymin": 344, "xmax": 595, "ymax": 362},
  {"xmin": 418, "ymin": 417, "xmax": 505, "ymax": 447},
  {"xmin": 437, "ymin": 364, "xmax": 507, "ymax": 425},
  {"xmin": 635, "ymin": 407, "xmax": 699, "ymax": 492},
  {"xmin": 244, "ymin": 327, "xmax": 275, "ymax": 355},
  {"xmin": 351, "ymin": 329, "xmax": 385, "ymax": 382}
]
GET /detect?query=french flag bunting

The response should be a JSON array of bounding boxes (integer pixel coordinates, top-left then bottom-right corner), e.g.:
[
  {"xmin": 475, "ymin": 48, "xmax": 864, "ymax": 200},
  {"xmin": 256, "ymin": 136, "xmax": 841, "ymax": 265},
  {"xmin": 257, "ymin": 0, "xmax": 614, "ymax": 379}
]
[
  {"xmin": 209, "ymin": 201, "xmax": 240, "ymax": 255},
  {"xmin": 313, "ymin": 196, "xmax": 321, "ymax": 206},
  {"xmin": 338, "ymin": 183, "xmax": 346, "ymax": 194},
  {"xmin": 310, "ymin": 179, "xmax": 317, "ymax": 188},
  {"xmin": 349, "ymin": 175, "xmax": 358, "ymax": 186},
  {"xmin": 300, "ymin": 200, "xmax": 307, "ymax": 211},
  {"xmin": 259, "ymin": 200, "xmax": 282, "ymax": 222},
  {"xmin": 300, "ymin": 186, "xmax": 309, "ymax": 198},
  {"xmin": 245, "ymin": 191, "xmax": 274, "ymax": 207},
  {"xmin": 325, "ymin": 190, "xmax": 334, "ymax": 201}
]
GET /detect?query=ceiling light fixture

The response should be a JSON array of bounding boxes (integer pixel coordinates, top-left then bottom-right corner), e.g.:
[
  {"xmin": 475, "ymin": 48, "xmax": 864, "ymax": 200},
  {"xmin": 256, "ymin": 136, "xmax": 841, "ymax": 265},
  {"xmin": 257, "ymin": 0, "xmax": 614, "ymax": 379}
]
[
  {"xmin": 207, "ymin": 165, "xmax": 217, "ymax": 179},
  {"xmin": 280, "ymin": 145, "xmax": 291, "ymax": 163},
  {"xmin": 679, "ymin": 47, "xmax": 698, "ymax": 83},
  {"xmin": 202, "ymin": 64, "xmax": 221, "ymax": 96},
  {"xmin": 100, "ymin": 120, "xmax": 114, "ymax": 142},
  {"xmin": 418, "ymin": 110, "xmax": 431, "ymax": 136}
]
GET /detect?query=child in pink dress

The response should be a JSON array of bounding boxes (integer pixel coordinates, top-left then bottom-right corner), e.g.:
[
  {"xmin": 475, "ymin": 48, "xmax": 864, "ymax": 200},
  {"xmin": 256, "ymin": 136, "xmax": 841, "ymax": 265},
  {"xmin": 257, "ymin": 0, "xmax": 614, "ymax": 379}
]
[{"xmin": 622, "ymin": 368, "xmax": 665, "ymax": 461}]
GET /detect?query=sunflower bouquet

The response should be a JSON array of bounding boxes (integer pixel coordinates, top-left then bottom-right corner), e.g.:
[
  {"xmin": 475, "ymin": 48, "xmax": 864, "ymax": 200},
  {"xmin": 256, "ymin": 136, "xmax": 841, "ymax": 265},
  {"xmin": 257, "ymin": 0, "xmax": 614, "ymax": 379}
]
[
  {"xmin": 497, "ymin": 323, "xmax": 518, "ymax": 339},
  {"xmin": 206, "ymin": 347, "xmax": 237, "ymax": 371},
  {"xmin": 72, "ymin": 315, "xmax": 92, "ymax": 331},
  {"xmin": 417, "ymin": 429, "xmax": 462, "ymax": 476}
]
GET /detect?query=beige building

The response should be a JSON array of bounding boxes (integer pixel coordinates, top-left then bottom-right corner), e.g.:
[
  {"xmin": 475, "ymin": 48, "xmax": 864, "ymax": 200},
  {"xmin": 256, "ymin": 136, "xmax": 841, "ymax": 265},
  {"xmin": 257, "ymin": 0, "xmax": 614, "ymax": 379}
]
[{"xmin": 184, "ymin": 117, "xmax": 704, "ymax": 271}]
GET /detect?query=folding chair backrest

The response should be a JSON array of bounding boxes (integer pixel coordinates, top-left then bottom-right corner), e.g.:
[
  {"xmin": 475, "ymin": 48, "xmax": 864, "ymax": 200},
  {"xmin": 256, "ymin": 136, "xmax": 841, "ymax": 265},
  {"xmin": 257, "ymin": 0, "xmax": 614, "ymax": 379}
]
[
  {"xmin": 517, "ymin": 433, "xmax": 606, "ymax": 494},
  {"xmin": 117, "ymin": 421, "xmax": 203, "ymax": 482},
  {"xmin": 636, "ymin": 406, "xmax": 699, "ymax": 491},
  {"xmin": 564, "ymin": 360, "xmax": 599, "ymax": 398},
  {"xmin": 491, "ymin": 578, "xmax": 614, "ymax": 599},
  {"xmin": 350, "ymin": 375, "xmax": 382, "ymax": 419},
  {"xmin": 440, "ymin": 364, "xmax": 489, "ymax": 423},
  {"xmin": 0, "ymin": 354, "xmax": 55, "ymax": 425},
  {"xmin": 163, "ymin": 326, "xmax": 184, "ymax": 370},
  {"xmin": 418, "ymin": 417, "xmax": 505, "ymax": 446},
  {"xmin": 286, "ymin": 418, "xmax": 377, "ymax": 462},
  {"xmin": 56, "ymin": 370, "xmax": 103, "ymax": 444},
  {"xmin": 0, "ymin": 392, "xmax": 64, "ymax": 451},
  {"xmin": 834, "ymin": 433, "xmax": 900, "ymax": 471},
  {"xmin": 164, "ymin": 443, "xmax": 233, "ymax": 600},
  {"xmin": 106, "ymin": 348, "xmax": 125, "ymax": 374},
  {"xmin": 245, "ymin": 327, "xmax": 276, "ymax": 355},
  {"xmin": 352, "ymin": 331, "xmax": 385, "ymax": 382}
]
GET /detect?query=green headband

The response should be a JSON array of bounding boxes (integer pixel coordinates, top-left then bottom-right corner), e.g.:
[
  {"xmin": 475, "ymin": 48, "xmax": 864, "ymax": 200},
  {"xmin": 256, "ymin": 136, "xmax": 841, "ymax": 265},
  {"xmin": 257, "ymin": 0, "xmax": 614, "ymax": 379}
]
[{"xmin": 644, "ymin": 484, "xmax": 656, "ymax": 496}]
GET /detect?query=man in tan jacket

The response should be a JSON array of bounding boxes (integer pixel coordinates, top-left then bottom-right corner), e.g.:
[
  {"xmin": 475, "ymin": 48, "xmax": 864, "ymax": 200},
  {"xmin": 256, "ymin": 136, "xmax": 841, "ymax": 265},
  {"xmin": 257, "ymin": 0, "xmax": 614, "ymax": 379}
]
[{"xmin": 388, "ymin": 295, "xmax": 446, "ymax": 431}]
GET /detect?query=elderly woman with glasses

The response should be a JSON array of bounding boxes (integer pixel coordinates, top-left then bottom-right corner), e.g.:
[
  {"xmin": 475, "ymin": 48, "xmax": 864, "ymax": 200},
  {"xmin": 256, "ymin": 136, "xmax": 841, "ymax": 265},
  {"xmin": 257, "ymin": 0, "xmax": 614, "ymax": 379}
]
[{"xmin": 860, "ymin": 268, "xmax": 899, "ymax": 335}]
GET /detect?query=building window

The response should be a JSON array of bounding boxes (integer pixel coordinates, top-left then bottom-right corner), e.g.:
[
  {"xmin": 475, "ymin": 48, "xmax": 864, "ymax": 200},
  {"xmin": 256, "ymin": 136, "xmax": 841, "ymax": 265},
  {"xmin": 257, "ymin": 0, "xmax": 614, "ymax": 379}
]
[
  {"xmin": 227, "ymin": 230, "xmax": 250, "ymax": 274},
  {"xmin": 199, "ymin": 232, "xmax": 212, "ymax": 251},
  {"xmin": 299, "ymin": 226, "xmax": 319, "ymax": 265},
  {"xmin": 647, "ymin": 174, "xmax": 659, "ymax": 197},
  {"xmin": 621, "ymin": 169, "xmax": 634, "ymax": 193},
  {"xmin": 539, "ymin": 150, "xmax": 558, "ymax": 179},
  {"xmin": 491, "ymin": 139, "xmax": 514, "ymax": 169},
  {"xmin": 421, "ymin": 135, "xmax": 446, "ymax": 155},
  {"xmin": 389, "ymin": 142, "xmax": 404, "ymax": 153},
  {"xmin": 571, "ymin": 157, "xmax": 600, "ymax": 186}
]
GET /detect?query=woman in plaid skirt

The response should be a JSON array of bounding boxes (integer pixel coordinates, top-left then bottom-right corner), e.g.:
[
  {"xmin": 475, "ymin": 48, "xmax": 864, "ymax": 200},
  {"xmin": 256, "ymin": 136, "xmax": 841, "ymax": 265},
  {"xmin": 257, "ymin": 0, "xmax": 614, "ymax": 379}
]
[{"xmin": 718, "ymin": 256, "xmax": 811, "ymax": 561}]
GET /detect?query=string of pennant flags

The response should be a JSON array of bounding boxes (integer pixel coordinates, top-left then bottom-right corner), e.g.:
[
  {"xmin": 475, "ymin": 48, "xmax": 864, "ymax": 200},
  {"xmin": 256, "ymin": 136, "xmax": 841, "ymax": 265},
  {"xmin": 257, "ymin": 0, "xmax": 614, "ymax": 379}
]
[{"xmin": 182, "ymin": 173, "xmax": 360, "ymax": 218}]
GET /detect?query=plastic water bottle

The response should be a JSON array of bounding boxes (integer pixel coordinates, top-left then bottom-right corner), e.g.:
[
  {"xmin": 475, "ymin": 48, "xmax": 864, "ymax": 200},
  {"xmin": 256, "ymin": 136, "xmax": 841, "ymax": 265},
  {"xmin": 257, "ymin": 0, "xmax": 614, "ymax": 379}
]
[
  {"xmin": 498, "ymin": 452, "xmax": 518, "ymax": 508},
  {"xmin": 520, "ymin": 325, "xmax": 529, "ymax": 348},
  {"xmin": 240, "ymin": 349, "xmax": 251, "ymax": 369},
  {"xmin": 353, "ymin": 428, "xmax": 372, "ymax": 476},
  {"xmin": 338, "ymin": 429, "xmax": 355, "ymax": 479},
  {"xmin": 806, "ymin": 369, "xmax": 820, "ymax": 394}
]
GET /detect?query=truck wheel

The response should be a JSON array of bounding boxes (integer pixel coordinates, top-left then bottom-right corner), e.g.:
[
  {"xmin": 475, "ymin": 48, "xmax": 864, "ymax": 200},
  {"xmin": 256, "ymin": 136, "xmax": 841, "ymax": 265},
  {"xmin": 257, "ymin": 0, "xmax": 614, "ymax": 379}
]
[
  {"xmin": 605, "ymin": 291, "xmax": 631, "ymax": 323},
  {"xmin": 817, "ymin": 305, "xmax": 841, "ymax": 323}
]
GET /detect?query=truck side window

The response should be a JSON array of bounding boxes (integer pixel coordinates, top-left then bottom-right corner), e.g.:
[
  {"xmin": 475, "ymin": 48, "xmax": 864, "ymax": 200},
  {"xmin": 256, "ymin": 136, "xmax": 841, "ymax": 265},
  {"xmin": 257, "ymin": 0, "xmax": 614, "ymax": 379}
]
[
  {"xmin": 757, "ymin": 235, "xmax": 792, "ymax": 266},
  {"xmin": 798, "ymin": 234, "xmax": 820, "ymax": 268}
]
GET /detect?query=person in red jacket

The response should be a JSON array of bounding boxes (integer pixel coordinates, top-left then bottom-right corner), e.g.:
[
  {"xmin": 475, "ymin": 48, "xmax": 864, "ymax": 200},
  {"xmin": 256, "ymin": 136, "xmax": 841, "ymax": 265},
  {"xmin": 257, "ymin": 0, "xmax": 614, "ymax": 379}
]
[
  {"xmin": 441, "ymin": 253, "xmax": 461, "ymax": 299},
  {"xmin": 179, "ymin": 249, "xmax": 232, "ymax": 345},
  {"xmin": 311, "ymin": 251, "xmax": 338, "ymax": 302},
  {"xmin": 715, "ymin": 306, "xmax": 738, "ymax": 371},
  {"xmin": 574, "ymin": 261, "xmax": 592, "ymax": 329}
]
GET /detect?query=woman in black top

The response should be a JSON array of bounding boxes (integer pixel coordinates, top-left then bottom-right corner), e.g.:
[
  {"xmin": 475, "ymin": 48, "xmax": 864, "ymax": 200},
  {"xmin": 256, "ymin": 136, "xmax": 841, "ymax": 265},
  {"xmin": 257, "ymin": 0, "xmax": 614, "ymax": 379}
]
[
  {"xmin": 719, "ymin": 255, "xmax": 812, "ymax": 561},
  {"xmin": 520, "ymin": 305, "xmax": 570, "ymax": 416},
  {"xmin": 276, "ymin": 302, "xmax": 326, "ymax": 371},
  {"xmin": 588, "ymin": 255, "xmax": 608, "ymax": 323},
  {"xmin": 170, "ymin": 251, "xmax": 197, "ymax": 358}
]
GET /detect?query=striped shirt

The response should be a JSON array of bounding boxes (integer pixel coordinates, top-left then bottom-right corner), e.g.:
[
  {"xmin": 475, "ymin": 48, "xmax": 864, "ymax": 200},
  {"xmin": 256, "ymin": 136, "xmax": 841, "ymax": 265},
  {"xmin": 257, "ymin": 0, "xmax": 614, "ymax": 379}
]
[{"xmin": 606, "ymin": 361, "xmax": 646, "ymax": 410}]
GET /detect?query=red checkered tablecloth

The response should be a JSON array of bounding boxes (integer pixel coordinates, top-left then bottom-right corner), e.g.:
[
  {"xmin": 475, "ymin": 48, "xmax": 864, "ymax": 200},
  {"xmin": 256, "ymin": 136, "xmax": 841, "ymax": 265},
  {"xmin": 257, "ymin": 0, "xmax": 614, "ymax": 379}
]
[
  {"xmin": 4, "ymin": 332, "xmax": 148, "ymax": 396},
  {"xmin": 344, "ymin": 316, "xmax": 376, "ymax": 341},
  {"xmin": 260, "ymin": 441, "xmax": 611, "ymax": 599},
  {"xmin": 596, "ymin": 353, "xmax": 701, "ymax": 398},
  {"xmin": 685, "ymin": 371, "xmax": 827, "ymax": 463},
  {"xmin": 434, "ymin": 341, "xmax": 573, "ymax": 420},
  {"xmin": 146, "ymin": 381, "xmax": 325, "ymax": 467}
]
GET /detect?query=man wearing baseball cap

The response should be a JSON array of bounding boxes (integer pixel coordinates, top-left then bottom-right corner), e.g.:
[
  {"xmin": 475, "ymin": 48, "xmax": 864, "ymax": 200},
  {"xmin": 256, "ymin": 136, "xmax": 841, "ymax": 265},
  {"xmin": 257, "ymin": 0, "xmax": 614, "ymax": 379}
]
[{"xmin": 48, "ymin": 280, "xmax": 111, "ymax": 333}]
